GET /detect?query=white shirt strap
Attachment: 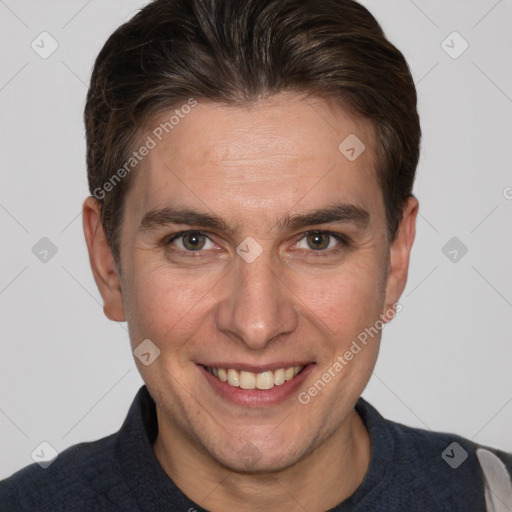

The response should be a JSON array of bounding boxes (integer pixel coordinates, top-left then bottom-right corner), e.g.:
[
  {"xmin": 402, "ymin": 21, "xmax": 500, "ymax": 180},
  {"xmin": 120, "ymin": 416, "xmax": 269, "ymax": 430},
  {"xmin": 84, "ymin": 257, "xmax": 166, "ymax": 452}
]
[{"xmin": 476, "ymin": 448, "xmax": 512, "ymax": 512}]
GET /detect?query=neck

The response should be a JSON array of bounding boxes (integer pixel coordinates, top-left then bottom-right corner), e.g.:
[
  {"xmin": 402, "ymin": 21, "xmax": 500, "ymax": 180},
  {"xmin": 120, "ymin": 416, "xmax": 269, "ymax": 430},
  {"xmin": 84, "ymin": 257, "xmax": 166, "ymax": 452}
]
[{"xmin": 153, "ymin": 408, "xmax": 371, "ymax": 512}]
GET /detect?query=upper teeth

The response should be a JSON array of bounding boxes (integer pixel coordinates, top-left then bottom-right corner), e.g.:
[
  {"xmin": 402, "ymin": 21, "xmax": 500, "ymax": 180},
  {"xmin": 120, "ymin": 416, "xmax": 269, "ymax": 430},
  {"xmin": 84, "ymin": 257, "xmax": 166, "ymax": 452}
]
[{"xmin": 206, "ymin": 366, "xmax": 304, "ymax": 390}]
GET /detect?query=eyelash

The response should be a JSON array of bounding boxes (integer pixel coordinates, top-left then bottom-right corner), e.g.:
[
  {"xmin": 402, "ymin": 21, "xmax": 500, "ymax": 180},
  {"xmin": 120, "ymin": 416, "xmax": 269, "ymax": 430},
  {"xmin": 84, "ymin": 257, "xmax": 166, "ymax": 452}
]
[
  {"xmin": 164, "ymin": 230, "xmax": 351, "ymax": 258},
  {"xmin": 294, "ymin": 231, "xmax": 351, "ymax": 257}
]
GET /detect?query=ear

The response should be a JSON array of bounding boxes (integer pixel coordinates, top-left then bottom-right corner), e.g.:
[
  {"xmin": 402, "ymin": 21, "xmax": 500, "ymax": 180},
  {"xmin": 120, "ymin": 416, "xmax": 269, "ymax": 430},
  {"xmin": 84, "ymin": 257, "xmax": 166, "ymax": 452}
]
[
  {"xmin": 82, "ymin": 197, "xmax": 126, "ymax": 322},
  {"xmin": 382, "ymin": 196, "xmax": 418, "ymax": 319}
]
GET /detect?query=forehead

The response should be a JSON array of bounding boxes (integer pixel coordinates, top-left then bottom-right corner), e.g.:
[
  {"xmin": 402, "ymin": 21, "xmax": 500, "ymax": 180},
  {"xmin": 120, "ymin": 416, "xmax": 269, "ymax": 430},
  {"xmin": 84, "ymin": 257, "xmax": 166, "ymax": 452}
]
[{"xmin": 126, "ymin": 94, "xmax": 381, "ymax": 221}]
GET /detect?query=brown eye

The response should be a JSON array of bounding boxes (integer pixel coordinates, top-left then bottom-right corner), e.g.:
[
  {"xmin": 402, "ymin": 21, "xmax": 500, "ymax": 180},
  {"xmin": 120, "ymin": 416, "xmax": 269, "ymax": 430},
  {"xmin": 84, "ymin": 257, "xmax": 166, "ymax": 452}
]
[
  {"xmin": 170, "ymin": 231, "xmax": 210, "ymax": 251},
  {"xmin": 294, "ymin": 231, "xmax": 349, "ymax": 254},
  {"xmin": 181, "ymin": 232, "xmax": 206, "ymax": 250},
  {"xmin": 306, "ymin": 232, "xmax": 331, "ymax": 250}
]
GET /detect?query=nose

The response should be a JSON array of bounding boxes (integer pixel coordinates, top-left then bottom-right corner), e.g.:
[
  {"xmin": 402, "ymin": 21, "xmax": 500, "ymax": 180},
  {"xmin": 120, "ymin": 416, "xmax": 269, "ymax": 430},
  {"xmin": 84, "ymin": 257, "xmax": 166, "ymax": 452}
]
[{"xmin": 215, "ymin": 251, "xmax": 299, "ymax": 351}]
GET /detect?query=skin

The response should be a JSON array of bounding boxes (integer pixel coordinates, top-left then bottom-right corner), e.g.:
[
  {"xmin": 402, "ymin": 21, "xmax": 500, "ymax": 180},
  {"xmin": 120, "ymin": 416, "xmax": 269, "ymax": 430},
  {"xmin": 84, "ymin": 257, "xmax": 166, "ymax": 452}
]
[{"xmin": 83, "ymin": 93, "xmax": 418, "ymax": 511}]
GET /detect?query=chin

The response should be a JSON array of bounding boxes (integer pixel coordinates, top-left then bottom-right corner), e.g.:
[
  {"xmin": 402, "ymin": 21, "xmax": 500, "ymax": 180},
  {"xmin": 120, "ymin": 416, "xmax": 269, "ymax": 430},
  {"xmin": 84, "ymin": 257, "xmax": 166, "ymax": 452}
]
[{"xmin": 216, "ymin": 448, "xmax": 300, "ymax": 475}]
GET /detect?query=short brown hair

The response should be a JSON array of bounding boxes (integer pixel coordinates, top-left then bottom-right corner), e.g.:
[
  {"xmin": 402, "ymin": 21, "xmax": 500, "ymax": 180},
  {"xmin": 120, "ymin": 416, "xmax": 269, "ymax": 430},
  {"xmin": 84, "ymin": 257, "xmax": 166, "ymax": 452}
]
[{"xmin": 85, "ymin": 0, "xmax": 420, "ymax": 263}]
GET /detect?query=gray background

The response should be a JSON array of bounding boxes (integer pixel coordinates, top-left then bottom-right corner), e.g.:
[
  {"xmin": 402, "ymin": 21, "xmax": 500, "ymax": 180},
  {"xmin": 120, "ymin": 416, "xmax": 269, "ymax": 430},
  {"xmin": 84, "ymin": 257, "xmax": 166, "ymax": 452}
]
[{"xmin": 1, "ymin": 0, "xmax": 511, "ymax": 479}]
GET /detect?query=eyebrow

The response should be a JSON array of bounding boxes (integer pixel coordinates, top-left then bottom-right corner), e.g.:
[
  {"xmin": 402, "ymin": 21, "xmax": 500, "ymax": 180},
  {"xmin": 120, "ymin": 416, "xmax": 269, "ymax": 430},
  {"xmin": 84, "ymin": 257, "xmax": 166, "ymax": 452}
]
[
  {"xmin": 139, "ymin": 203, "xmax": 370, "ymax": 233},
  {"xmin": 139, "ymin": 208, "xmax": 232, "ymax": 233},
  {"xmin": 278, "ymin": 204, "xmax": 370, "ymax": 231}
]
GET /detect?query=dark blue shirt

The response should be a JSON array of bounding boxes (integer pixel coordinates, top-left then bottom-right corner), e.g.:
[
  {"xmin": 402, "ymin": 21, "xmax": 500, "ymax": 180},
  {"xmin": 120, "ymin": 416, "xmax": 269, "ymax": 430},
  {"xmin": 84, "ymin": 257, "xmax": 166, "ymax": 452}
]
[{"xmin": 1, "ymin": 386, "xmax": 511, "ymax": 511}]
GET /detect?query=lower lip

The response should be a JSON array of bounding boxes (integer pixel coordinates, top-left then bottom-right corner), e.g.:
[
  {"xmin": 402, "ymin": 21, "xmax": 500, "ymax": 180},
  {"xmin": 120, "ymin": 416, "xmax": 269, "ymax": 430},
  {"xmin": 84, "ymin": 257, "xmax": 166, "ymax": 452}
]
[{"xmin": 199, "ymin": 364, "xmax": 315, "ymax": 407}]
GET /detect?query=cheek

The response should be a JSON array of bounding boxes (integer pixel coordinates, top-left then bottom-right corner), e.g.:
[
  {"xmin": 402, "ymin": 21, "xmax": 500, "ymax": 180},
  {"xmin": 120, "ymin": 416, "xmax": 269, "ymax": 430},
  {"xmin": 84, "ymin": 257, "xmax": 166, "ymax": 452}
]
[
  {"xmin": 123, "ymin": 267, "xmax": 218, "ymax": 392},
  {"xmin": 294, "ymin": 259, "xmax": 386, "ymax": 338},
  {"xmin": 123, "ymin": 263, "xmax": 221, "ymax": 345}
]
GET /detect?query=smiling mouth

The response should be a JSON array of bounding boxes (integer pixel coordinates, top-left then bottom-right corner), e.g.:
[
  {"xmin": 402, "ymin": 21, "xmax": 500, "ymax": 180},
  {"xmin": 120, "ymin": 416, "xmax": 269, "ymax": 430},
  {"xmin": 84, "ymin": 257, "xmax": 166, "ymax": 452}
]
[{"xmin": 204, "ymin": 365, "xmax": 305, "ymax": 390}]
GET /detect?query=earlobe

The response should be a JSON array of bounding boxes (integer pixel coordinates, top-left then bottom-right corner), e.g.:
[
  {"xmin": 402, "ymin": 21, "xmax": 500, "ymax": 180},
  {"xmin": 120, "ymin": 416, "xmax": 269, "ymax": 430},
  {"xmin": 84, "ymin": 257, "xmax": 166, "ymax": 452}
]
[
  {"xmin": 382, "ymin": 196, "xmax": 419, "ymax": 319},
  {"xmin": 82, "ymin": 197, "xmax": 126, "ymax": 322}
]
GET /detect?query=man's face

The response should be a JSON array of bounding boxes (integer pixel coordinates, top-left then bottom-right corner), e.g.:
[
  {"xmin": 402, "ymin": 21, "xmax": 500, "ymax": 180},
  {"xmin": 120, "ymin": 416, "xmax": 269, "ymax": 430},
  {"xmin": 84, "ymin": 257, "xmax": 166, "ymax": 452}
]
[{"xmin": 100, "ymin": 94, "xmax": 412, "ymax": 471}]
